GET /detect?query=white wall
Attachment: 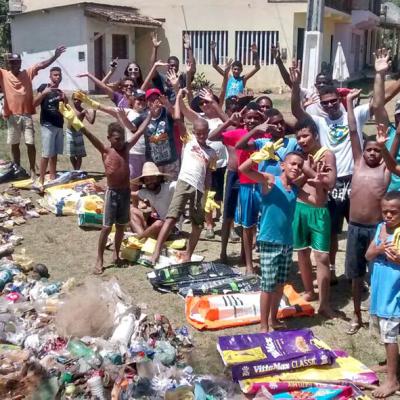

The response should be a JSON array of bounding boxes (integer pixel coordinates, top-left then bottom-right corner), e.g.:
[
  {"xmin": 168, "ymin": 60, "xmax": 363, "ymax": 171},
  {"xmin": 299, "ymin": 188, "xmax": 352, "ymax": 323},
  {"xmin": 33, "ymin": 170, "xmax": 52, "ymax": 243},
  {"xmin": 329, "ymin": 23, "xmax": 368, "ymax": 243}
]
[{"xmin": 10, "ymin": 6, "xmax": 89, "ymax": 91}]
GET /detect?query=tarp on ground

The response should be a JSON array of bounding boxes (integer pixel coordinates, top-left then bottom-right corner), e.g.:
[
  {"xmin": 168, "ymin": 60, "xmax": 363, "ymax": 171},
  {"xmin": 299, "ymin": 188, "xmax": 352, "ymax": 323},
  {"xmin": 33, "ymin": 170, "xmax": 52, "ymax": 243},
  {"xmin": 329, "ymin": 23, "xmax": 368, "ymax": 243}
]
[
  {"xmin": 39, "ymin": 179, "xmax": 95, "ymax": 216},
  {"xmin": 186, "ymin": 285, "xmax": 314, "ymax": 330}
]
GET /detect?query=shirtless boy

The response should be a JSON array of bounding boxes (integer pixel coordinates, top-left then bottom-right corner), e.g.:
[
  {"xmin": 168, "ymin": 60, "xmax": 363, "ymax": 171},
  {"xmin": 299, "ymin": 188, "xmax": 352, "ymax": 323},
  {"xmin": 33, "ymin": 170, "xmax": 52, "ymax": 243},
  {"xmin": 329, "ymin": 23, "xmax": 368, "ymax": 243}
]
[
  {"xmin": 59, "ymin": 103, "xmax": 150, "ymax": 274},
  {"xmin": 346, "ymin": 50, "xmax": 400, "ymax": 334}
]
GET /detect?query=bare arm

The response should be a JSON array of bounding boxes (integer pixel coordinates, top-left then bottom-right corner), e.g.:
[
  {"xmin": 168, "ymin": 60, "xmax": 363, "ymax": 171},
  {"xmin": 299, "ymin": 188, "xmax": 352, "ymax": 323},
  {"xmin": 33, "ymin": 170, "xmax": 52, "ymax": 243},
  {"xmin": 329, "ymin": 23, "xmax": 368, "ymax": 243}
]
[
  {"xmin": 372, "ymin": 48, "xmax": 391, "ymax": 125},
  {"xmin": 347, "ymin": 89, "xmax": 363, "ymax": 162},
  {"xmin": 81, "ymin": 126, "xmax": 107, "ymax": 154},
  {"xmin": 123, "ymin": 112, "xmax": 151, "ymax": 150},
  {"xmin": 243, "ymin": 44, "xmax": 261, "ymax": 85},
  {"xmin": 150, "ymin": 32, "xmax": 162, "ymax": 66},
  {"xmin": 235, "ymin": 121, "xmax": 269, "ymax": 151},
  {"xmin": 77, "ymin": 72, "xmax": 114, "ymax": 99},
  {"xmin": 210, "ymin": 41, "xmax": 224, "ymax": 76},
  {"xmin": 366, "ymin": 235, "xmax": 385, "ymax": 261},
  {"xmin": 178, "ymin": 91, "xmax": 199, "ymax": 123},
  {"xmin": 183, "ymin": 33, "xmax": 196, "ymax": 75},
  {"xmin": 33, "ymin": 86, "xmax": 51, "ymax": 108},
  {"xmin": 141, "ymin": 61, "xmax": 168, "ymax": 91},
  {"xmin": 219, "ymin": 59, "xmax": 233, "ymax": 105},
  {"xmin": 239, "ymin": 158, "xmax": 274, "ymax": 187},
  {"xmin": 33, "ymin": 46, "xmax": 66, "ymax": 73},
  {"xmin": 272, "ymin": 45, "xmax": 292, "ymax": 88},
  {"xmin": 289, "ymin": 60, "xmax": 310, "ymax": 122},
  {"xmin": 101, "ymin": 61, "xmax": 117, "ymax": 84},
  {"xmin": 208, "ymin": 113, "xmax": 240, "ymax": 141},
  {"xmin": 84, "ymin": 109, "xmax": 96, "ymax": 125},
  {"xmin": 376, "ymin": 123, "xmax": 400, "ymax": 176}
]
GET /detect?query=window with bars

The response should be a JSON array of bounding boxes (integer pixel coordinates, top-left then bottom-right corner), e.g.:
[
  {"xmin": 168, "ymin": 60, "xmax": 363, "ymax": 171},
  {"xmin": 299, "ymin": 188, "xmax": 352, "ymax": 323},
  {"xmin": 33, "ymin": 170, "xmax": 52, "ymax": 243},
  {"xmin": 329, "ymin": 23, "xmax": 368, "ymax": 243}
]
[
  {"xmin": 235, "ymin": 31, "xmax": 279, "ymax": 66},
  {"xmin": 182, "ymin": 31, "xmax": 228, "ymax": 65}
]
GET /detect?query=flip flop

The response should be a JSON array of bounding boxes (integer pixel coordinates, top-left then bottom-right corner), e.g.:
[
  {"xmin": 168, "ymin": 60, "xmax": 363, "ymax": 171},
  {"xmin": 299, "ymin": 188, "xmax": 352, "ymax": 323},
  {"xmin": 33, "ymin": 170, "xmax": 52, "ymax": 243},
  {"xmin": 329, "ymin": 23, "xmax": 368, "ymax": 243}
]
[{"xmin": 346, "ymin": 322, "xmax": 362, "ymax": 335}]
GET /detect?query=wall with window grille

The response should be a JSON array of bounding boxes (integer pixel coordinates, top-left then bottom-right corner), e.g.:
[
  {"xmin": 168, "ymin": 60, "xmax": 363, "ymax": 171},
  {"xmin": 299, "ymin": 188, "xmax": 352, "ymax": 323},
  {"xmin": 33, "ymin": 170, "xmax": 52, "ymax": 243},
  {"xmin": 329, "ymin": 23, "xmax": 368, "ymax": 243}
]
[
  {"xmin": 183, "ymin": 31, "xmax": 228, "ymax": 65},
  {"xmin": 235, "ymin": 31, "xmax": 279, "ymax": 65}
]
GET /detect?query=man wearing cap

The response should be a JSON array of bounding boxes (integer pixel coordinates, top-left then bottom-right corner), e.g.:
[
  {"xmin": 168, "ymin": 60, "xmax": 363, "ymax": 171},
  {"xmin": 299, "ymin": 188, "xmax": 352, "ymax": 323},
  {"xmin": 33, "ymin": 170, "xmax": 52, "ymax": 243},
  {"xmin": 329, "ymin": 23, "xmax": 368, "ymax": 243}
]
[
  {"xmin": 131, "ymin": 88, "xmax": 181, "ymax": 179},
  {"xmin": 0, "ymin": 46, "xmax": 66, "ymax": 177},
  {"xmin": 130, "ymin": 161, "xmax": 176, "ymax": 239}
]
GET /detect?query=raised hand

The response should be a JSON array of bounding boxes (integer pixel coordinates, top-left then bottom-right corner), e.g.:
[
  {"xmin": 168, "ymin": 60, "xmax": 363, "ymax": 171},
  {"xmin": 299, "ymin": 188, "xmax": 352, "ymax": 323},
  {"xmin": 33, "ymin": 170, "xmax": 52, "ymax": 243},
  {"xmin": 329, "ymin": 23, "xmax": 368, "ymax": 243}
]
[
  {"xmin": 199, "ymin": 88, "xmax": 215, "ymax": 103},
  {"xmin": 116, "ymin": 107, "xmax": 129, "ymax": 126},
  {"xmin": 154, "ymin": 60, "xmax": 169, "ymax": 69},
  {"xmin": 151, "ymin": 31, "xmax": 162, "ymax": 48},
  {"xmin": 374, "ymin": 48, "xmax": 391, "ymax": 74},
  {"xmin": 210, "ymin": 41, "xmax": 217, "ymax": 50},
  {"xmin": 73, "ymin": 91, "xmax": 100, "ymax": 110},
  {"xmin": 289, "ymin": 60, "xmax": 302, "ymax": 87},
  {"xmin": 59, "ymin": 102, "xmax": 84, "ymax": 131},
  {"xmin": 224, "ymin": 58, "xmax": 234, "ymax": 75},
  {"xmin": 271, "ymin": 44, "xmax": 281, "ymax": 61},
  {"xmin": 347, "ymin": 88, "xmax": 362, "ymax": 102},
  {"xmin": 376, "ymin": 123, "xmax": 389, "ymax": 148},
  {"xmin": 229, "ymin": 112, "xmax": 242, "ymax": 126},
  {"xmin": 166, "ymin": 69, "xmax": 180, "ymax": 89},
  {"xmin": 54, "ymin": 45, "xmax": 66, "ymax": 58},
  {"xmin": 183, "ymin": 33, "xmax": 191, "ymax": 49},
  {"xmin": 250, "ymin": 43, "xmax": 258, "ymax": 54}
]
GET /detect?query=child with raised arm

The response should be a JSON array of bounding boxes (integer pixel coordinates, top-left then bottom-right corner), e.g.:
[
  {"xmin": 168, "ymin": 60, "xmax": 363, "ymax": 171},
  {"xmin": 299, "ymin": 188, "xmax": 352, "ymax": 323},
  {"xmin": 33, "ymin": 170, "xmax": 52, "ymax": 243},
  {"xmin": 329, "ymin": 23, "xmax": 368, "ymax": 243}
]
[
  {"xmin": 211, "ymin": 41, "xmax": 260, "ymax": 98},
  {"xmin": 366, "ymin": 191, "xmax": 400, "ymax": 398},
  {"xmin": 59, "ymin": 103, "xmax": 150, "ymax": 274},
  {"xmin": 240, "ymin": 151, "xmax": 326, "ymax": 332},
  {"xmin": 150, "ymin": 118, "xmax": 217, "ymax": 264},
  {"xmin": 345, "ymin": 50, "xmax": 400, "ymax": 335},
  {"xmin": 65, "ymin": 92, "xmax": 96, "ymax": 170}
]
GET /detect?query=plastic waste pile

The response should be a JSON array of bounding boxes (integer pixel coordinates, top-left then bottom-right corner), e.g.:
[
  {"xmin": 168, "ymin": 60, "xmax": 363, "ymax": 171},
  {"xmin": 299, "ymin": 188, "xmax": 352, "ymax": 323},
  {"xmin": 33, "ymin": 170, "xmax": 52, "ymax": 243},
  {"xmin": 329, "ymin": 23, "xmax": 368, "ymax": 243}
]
[
  {"xmin": 0, "ymin": 261, "xmax": 235, "ymax": 399},
  {"xmin": 0, "ymin": 187, "xmax": 46, "ymax": 258}
]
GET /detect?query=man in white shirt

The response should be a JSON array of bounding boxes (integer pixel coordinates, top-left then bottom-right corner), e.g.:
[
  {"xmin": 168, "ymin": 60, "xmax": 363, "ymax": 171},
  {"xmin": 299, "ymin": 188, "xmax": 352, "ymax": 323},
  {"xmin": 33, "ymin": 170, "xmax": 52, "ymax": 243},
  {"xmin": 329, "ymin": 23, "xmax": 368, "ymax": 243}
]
[{"xmin": 290, "ymin": 63, "xmax": 371, "ymax": 284}]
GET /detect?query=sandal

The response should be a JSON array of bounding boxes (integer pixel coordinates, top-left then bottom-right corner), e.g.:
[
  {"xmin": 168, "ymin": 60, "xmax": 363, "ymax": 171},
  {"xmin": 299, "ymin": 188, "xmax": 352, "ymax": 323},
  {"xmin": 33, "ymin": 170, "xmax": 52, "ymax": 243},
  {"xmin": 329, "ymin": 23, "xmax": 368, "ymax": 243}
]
[{"xmin": 346, "ymin": 322, "xmax": 362, "ymax": 335}]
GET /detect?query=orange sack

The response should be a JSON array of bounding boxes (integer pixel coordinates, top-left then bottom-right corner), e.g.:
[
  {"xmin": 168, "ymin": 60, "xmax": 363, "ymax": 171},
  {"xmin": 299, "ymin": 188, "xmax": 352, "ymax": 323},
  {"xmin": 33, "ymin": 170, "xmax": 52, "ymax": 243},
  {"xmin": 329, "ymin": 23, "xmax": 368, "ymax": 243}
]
[{"xmin": 185, "ymin": 284, "xmax": 314, "ymax": 331}]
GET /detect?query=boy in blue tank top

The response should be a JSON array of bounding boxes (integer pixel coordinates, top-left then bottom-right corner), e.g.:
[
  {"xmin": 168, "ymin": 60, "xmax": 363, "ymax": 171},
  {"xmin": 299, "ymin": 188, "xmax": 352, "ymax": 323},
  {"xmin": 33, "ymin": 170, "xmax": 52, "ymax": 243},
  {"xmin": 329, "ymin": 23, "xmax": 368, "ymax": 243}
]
[
  {"xmin": 366, "ymin": 191, "xmax": 400, "ymax": 398},
  {"xmin": 240, "ymin": 151, "xmax": 327, "ymax": 332}
]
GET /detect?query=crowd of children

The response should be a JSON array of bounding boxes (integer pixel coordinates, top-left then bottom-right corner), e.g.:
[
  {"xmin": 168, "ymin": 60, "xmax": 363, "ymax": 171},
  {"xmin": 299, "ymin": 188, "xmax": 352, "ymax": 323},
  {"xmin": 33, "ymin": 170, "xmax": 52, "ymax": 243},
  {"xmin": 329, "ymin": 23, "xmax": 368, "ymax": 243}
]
[{"xmin": 2, "ymin": 37, "xmax": 400, "ymax": 397}]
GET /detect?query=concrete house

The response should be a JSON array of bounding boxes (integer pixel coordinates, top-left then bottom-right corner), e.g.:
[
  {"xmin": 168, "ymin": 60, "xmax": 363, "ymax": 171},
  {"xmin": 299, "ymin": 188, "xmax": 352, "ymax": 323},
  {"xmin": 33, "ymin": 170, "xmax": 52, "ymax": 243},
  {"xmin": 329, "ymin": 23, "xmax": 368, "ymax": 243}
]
[{"xmin": 9, "ymin": 0, "xmax": 382, "ymax": 92}]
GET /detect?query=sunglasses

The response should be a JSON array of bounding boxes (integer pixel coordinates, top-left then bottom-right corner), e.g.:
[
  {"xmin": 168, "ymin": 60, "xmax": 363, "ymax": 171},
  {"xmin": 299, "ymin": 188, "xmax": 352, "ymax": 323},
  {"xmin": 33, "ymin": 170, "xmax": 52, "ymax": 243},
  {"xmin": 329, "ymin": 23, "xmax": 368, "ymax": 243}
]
[
  {"xmin": 128, "ymin": 67, "xmax": 140, "ymax": 72},
  {"xmin": 320, "ymin": 98, "xmax": 338, "ymax": 107},
  {"xmin": 123, "ymin": 84, "xmax": 134, "ymax": 88}
]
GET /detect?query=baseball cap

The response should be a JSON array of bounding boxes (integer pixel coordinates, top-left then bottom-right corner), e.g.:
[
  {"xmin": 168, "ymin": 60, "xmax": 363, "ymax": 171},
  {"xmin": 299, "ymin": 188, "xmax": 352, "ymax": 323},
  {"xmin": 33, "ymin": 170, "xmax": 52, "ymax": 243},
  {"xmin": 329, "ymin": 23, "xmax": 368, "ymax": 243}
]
[
  {"xmin": 395, "ymin": 100, "xmax": 400, "ymax": 115},
  {"xmin": 133, "ymin": 89, "xmax": 146, "ymax": 99},
  {"xmin": 5, "ymin": 53, "xmax": 21, "ymax": 61},
  {"xmin": 145, "ymin": 88, "xmax": 161, "ymax": 100}
]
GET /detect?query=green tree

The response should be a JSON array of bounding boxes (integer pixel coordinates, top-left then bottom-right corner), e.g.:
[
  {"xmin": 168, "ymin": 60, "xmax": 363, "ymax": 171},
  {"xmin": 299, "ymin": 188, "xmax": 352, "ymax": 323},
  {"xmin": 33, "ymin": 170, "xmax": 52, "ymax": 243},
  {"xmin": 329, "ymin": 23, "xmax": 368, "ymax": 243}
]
[{"xmin": 0, "ymin": 0, "xmax": 11, "ymax": 64}]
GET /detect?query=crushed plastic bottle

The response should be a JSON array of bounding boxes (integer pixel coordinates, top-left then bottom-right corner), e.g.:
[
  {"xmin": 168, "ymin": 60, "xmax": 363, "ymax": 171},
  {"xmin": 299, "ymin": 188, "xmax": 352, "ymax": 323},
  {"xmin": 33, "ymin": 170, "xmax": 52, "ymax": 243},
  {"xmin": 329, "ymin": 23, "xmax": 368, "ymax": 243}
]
[
  {"xmin": 87, "ymin": 373, "xmax": 106, "ymax": 400},
  {"xmin": 67, "ymin": 339, "xmax": 102, "ymax": 368}
]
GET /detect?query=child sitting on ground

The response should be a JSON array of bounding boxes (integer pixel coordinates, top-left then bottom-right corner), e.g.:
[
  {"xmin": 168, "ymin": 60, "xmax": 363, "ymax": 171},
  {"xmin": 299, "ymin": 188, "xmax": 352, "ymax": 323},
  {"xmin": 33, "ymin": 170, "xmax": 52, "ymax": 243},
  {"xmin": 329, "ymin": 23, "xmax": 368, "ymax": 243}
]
[
  {"xmin": 151, "ymin": 117, "xmax": 217, "ymax": 264},
  {"xmin": 240, "ymin": 151, "xmax": 326, "ymax": 332},
  {"xmin": 366, "ymin": 191, "xmax": 400, "ymax": 398},
  {"xmin": 130, "ymin": 161, "xmax": 176, "ymax": 240},
  {"xmin": 66, "ymin": 92, "xmax": 96, "ymax": 170},
  {"xmin": 59, "ymin": 102, "xmax": 150, "ymax": 274}
]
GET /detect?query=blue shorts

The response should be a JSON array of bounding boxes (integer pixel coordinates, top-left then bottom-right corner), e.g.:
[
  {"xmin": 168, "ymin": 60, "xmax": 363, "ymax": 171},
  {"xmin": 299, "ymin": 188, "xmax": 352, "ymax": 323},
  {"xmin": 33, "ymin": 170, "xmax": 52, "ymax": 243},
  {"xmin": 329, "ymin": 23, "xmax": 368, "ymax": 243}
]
[
  {"xmin": 41, "ymin": 123, "xmax": 64, "ymax": 158},
  {"xmin": 235, "ymin": 183, "xmax": 261, "ymax": 228},
  {"xmin": 223, "ymin": 170, "xmax": 240, "ymax": 220}
]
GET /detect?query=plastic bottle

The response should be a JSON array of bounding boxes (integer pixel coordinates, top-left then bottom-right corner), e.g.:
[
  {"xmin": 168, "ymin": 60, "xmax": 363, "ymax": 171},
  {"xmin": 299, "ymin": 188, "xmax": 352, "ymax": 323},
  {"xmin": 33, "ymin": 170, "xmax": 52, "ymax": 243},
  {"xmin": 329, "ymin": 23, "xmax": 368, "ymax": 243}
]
[
  {"xmin": 43, "ymin": 282, "xmax": 62, "ymax": 296},
  {"xmin": 0, "ymin": 269, "xmax": 13, "ymax": 291},
  {"xmin": 67, "ymin": 339, "xmax": 102, "ymax": 368},
  {"xmin": 110, "ymin": 314, "xmax": 135, "ymax": 346},
  {"xmin": 87, "ymin": 374, "xmax": 106, "ymax": 400}
]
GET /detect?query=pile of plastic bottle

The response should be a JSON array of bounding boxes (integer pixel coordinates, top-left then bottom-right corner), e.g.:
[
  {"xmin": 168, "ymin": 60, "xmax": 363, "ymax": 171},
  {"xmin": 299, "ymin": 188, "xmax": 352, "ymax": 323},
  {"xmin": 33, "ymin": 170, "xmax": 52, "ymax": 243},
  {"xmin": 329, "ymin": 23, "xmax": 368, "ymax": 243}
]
[{"xmin": 0, "ymin": 259, "xmax": 235, "ymax": 399}]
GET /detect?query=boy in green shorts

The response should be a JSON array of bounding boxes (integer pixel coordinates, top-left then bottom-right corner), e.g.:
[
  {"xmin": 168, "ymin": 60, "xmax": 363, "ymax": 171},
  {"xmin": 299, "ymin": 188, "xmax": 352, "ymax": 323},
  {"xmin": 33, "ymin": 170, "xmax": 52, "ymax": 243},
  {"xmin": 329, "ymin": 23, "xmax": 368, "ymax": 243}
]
[{"xmin": 292, "ymin": 118, "xmax": 338, "ymax": 318}]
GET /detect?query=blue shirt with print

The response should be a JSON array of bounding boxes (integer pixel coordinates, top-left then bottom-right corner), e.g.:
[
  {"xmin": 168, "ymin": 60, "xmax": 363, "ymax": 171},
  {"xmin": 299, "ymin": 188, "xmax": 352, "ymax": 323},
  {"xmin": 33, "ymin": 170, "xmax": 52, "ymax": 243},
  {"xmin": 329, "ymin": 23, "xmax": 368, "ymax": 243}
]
[{"xmin": 254, "ymin": 137, "xmax": 300, "ymax": 176}]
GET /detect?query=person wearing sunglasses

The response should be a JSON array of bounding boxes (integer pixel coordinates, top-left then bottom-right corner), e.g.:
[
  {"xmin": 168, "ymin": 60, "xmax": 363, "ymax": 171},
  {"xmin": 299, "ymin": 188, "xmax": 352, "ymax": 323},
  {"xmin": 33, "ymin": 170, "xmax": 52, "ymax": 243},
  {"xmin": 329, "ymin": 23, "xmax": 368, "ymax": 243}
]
[
  {"xmin": 76, "ymin": 71, "xmax": 135, "ymax": 108},
  {"xmin": 289, "ymin": 57, "xmax": 376, "ymax": 287}
]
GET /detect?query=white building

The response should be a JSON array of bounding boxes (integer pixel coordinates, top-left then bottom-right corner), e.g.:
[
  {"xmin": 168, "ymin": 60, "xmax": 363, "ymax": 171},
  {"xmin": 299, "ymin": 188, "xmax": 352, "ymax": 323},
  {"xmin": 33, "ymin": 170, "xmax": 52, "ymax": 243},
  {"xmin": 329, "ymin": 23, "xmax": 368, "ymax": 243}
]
[{"xmin": 9, "ymin": 3, "xmax": 162, "ymax": 91}]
